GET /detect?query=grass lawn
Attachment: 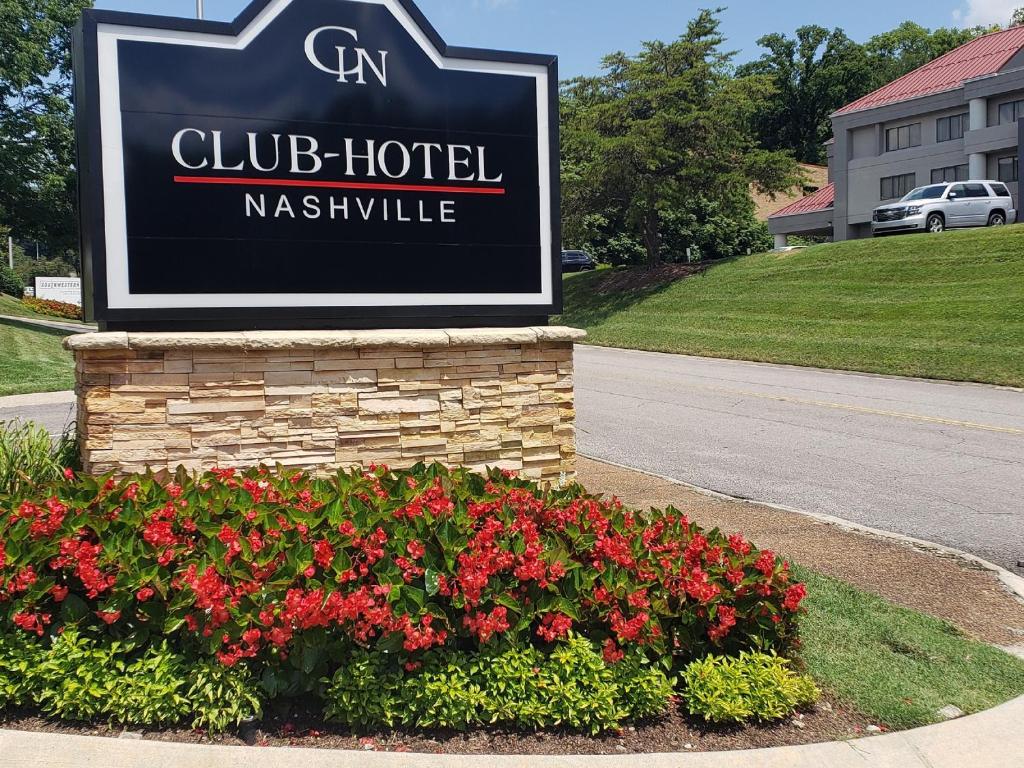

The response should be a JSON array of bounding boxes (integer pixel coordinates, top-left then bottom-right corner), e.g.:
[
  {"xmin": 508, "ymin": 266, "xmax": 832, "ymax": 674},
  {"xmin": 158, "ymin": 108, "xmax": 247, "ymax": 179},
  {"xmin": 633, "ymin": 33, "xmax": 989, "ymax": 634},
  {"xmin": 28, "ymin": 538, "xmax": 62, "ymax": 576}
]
[
  {"xmin": 0, "ymin": 293, "xmax": 88, "ymax": 325},
  {"xmin": 798, "ymin": 567, "xmax": 1024, "ymax": 729},
  {"xmin": 555, "ymin": 225, "xmax": 1024, "ymax": 387},
  {"xmin": 0, "ymin": 320, "xmax": 75, "ymax": 397}
]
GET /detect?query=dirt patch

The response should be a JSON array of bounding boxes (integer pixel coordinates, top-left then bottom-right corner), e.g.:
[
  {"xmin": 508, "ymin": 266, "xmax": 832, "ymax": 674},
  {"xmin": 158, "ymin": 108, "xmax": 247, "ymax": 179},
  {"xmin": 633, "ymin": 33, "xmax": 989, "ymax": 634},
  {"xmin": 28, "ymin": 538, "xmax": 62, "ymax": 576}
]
[
  {"xmin": 592, "ymin": 263, "xmax": 707, "ymax": 295},
  {"xmin": 0, "ymin": 695, "xmax": 871, "ymax": 755},
  {"xmin": 578, "ymin": 457, "xmax": 1024, "ymax": 648}
]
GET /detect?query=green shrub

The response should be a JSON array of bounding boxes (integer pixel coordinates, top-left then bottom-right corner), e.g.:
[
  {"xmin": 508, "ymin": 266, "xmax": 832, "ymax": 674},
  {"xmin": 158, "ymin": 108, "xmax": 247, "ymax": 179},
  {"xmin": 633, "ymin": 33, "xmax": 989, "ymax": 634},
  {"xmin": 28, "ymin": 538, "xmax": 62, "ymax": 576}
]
[
  {"xmin": 0, "ymin": 629, "xmax": 261, "ymax": 731},
  {"xmin": 324, "ymin": 636, "xmax": 674, "ymax": 734},
  {"xmin": 0, "ymin": 628, "xmax": 45, "ymax": 708},
  {"xmin": 0, "ymin": 419, "xmax": 78, "ymax": 496},
  {"xmin": 533, "ymin": 635, "xmax": 623, "ymax": 732},
  {"xmin": 681, "ymin": 651, "xmax": 819, "ymax": 723},
  {"xmin": 185, "ymin": 658, "xmax": 264, "ymax": 732},
  {"xmin": 609, "ymin": 649, "xmax": 677, "ymax": 720},
  {"xmin": 0, "ymin": 263, "xmax": 22, "ymax": 297},
  {"xmin": 34, "ymin": 628, "xmax": 129, "ymax": 720},
  {"xmin": 111, "ymin": 643, "xmax": 191, "ymax": 726},
  {"xmin": 322, "ymin": 648, "xmax": 404, "ymax": 728}
]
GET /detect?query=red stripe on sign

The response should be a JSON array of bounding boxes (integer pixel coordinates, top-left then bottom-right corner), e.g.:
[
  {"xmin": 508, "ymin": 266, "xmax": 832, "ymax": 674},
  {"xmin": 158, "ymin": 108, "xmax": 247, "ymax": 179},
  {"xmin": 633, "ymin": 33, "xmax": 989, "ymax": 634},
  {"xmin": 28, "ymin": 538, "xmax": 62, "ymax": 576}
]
[{"xmin": 173, "ymin": 175, "xmax": 507, "ymax": 196}]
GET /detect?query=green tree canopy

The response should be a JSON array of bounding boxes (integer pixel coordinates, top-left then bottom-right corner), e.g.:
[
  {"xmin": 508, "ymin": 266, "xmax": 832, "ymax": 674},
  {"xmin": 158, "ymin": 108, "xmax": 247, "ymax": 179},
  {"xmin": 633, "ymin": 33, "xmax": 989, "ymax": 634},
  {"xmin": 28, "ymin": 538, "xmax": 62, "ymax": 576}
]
[
  {"xmin": 741, "ymin": 21, "xmax": 995, "ymax": 164},
  {"xmin": 0, "ymin": 0, "xmax": 92, "ymax": 256},
  {"xmin": 737, "ymin": 26, "xmax": 872, "ymax": 164},
  {"xmin": 561, "ymin": 9, "xmax": 797, "ymax": 265}
]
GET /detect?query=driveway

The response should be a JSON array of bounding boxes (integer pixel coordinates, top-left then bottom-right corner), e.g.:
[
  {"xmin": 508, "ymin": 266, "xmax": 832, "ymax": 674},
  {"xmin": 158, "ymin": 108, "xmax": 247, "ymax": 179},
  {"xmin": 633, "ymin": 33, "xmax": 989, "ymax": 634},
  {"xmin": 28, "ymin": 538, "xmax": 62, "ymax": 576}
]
[{"xmin": 575, "ymin": 345, "xmax": 1024, "ymax": 573}]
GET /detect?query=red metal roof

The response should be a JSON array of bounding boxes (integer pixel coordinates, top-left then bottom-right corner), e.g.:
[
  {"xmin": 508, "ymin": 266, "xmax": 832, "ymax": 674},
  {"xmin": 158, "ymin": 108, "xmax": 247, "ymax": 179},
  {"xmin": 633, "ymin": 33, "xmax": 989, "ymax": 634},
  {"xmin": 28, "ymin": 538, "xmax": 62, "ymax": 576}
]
[
  {"xmin": 768, "ymin": 183, "xmax": 835, "ymax": 219},
  {"xmin": 833, "ymin": 26, "xmax": 1024, "ymax": 116}
]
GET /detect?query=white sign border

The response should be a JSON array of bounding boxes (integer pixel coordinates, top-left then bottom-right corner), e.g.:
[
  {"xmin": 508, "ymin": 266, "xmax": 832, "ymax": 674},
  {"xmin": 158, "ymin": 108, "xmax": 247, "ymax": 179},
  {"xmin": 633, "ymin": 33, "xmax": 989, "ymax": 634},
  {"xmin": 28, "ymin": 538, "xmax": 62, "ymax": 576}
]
[{"xmin": 95, "ymin": 0, "xmax": 553, "ymax": 310}]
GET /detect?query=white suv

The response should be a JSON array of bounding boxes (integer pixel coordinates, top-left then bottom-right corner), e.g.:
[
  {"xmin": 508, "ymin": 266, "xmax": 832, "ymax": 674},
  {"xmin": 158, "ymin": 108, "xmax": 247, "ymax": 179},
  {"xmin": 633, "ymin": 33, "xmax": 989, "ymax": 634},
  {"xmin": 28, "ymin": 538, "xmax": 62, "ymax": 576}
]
[{"xmin": 872, "ymin": 180, "xmax": 1017, "ymax": 236}]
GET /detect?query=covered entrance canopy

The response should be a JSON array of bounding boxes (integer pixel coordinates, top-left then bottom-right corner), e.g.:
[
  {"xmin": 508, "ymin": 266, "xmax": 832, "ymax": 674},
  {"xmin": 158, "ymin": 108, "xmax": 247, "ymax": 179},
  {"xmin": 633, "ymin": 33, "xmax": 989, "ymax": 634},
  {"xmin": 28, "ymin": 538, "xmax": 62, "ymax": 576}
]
[{"xmin": 767, "ymin": 183, "xmax": 834, "ymax": 248}]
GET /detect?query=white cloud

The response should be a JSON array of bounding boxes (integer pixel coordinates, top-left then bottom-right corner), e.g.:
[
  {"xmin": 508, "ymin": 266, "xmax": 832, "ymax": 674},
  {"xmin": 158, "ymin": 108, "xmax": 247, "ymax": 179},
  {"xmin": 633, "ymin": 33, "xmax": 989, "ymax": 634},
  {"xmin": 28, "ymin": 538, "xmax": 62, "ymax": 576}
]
[{"xmin": 952, "ymin": 0, "xmax": 1019, "ymax": 26}]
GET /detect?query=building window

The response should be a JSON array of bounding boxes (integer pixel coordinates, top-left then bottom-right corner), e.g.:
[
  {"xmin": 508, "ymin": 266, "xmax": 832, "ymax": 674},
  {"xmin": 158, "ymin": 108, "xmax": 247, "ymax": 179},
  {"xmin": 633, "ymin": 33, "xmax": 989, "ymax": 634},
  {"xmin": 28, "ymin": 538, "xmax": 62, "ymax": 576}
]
[
  {"xmin": 998, "ymin": 155, "xmax": 1019, "ymax": 183},
  {"xmin": 885, "ymin": 123, "xmax": 922, "ymax": 152},
  {"xmin": 880, "ymin": 173, "xmax": 916, "ymax": 200},
  {"xmin": 936, "ymin": 114, "xmax": 968, "ymax": 142},
  {"xmin": 998, "ymin": 99, "xmax": 1024, "ymax": 125},
  {"xmin": 930, "ymin": 165, "xmax": 969, "ymax": 184}
]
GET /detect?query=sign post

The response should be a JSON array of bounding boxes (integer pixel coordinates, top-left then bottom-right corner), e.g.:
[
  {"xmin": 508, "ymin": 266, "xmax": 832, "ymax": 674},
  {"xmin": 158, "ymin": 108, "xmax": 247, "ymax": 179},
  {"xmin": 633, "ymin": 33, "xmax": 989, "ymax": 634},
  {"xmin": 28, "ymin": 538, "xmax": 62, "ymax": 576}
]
[{"xmin": 68, "ymin": 0, "xmax": 580, "ymax": 482}]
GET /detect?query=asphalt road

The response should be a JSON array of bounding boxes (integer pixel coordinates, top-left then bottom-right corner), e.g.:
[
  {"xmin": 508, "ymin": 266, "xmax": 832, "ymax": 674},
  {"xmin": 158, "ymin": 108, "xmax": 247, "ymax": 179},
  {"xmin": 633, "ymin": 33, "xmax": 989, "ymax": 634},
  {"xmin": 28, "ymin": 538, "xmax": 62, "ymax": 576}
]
[
  {"xmin": 0, "ymin": 392, "xmax": 77, "ymax": 437},
  {"xmin": 575, "ymin": 345, "xmax": 1024, "ymax": 573}
]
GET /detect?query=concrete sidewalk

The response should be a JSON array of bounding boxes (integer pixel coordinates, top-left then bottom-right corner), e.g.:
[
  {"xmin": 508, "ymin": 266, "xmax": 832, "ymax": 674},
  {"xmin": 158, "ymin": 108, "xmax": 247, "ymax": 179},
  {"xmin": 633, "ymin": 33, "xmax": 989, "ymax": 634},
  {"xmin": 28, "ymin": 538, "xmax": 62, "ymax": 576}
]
[
  {"xmin": 1, "ymin": 694, "xmax": 1021, "ymax": 767},
  {"xmin": 0, "ymin": 314, "xmax": 94, "ymax": 334}
]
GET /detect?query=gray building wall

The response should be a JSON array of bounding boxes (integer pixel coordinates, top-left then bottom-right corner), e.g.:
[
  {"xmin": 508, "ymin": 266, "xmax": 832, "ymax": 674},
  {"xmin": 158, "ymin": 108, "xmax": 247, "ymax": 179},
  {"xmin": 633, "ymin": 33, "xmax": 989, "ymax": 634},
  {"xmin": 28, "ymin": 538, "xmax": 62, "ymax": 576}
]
[{"xmin": 828, "ymin": 63, "xmax": 1024, "ymax": 241}]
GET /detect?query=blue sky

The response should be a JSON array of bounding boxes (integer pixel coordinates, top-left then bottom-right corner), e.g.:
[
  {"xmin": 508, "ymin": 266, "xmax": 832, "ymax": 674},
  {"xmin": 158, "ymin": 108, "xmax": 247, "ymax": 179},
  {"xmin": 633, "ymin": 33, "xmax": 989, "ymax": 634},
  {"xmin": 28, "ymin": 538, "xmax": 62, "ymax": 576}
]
[{"xmin": 93, "ymin": 0, "xmax": 1022, "ymax": 78}]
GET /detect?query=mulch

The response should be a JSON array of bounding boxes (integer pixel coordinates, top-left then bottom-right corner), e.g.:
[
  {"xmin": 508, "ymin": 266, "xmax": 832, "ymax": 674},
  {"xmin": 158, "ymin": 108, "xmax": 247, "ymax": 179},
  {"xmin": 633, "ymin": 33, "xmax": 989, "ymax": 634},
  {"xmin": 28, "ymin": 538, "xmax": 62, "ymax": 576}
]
[
  {"xmin": 0, "ymin": 695, "xmax": 872, "ymax": 755},
  {"xmin": 591, "ymin": 264, "xmax": 707, "ymax": 295},
  {"xmin": 578, "ymin": 457, "xmax": 1024, "ymax": 649}
]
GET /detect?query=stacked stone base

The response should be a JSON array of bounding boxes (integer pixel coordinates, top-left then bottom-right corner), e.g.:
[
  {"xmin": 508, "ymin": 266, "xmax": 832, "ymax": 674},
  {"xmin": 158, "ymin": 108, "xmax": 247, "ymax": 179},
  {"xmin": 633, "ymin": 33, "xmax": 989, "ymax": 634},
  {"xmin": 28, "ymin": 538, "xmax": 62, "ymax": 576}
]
[{"xmin": 66, "ymin": 327, "xmax": 585, "ymax": 481}]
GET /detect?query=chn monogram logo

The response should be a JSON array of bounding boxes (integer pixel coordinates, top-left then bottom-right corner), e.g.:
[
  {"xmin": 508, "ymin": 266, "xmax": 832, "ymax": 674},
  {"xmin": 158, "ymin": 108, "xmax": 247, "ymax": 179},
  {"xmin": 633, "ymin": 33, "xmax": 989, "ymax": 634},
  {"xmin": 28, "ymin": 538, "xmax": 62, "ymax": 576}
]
[{"xmin": 304, "ymin": 26, "xmax": 389, "ymax": 86}]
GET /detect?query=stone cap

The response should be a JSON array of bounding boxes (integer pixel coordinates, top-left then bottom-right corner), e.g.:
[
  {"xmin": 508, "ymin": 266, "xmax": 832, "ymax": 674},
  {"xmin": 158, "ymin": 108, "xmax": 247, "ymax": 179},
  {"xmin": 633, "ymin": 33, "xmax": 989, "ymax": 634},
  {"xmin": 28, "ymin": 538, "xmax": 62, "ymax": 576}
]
[{"xmin": 64, "ymin": 327, "xmax": 587, "ymax": 352}]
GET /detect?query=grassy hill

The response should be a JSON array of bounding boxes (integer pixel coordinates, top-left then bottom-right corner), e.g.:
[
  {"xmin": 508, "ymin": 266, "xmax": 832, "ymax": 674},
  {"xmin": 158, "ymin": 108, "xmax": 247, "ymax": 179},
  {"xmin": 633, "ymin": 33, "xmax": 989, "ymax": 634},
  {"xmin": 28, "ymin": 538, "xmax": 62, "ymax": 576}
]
[
  {"xmin": 554, "ymin": 224, "xmax": 1024, "ymax": 387},
  {"xmin": 0, "ymin": 317, "xmax": 74, "ymax": 397}
]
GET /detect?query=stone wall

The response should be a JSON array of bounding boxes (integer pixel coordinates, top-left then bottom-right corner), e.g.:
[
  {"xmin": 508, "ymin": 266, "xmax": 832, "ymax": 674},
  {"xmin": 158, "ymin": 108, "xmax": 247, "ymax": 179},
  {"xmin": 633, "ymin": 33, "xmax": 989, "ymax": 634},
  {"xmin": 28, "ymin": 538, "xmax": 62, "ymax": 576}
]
[{"xmin": 65, "ymin": 328, "xmax": 585, "ymax": 481}]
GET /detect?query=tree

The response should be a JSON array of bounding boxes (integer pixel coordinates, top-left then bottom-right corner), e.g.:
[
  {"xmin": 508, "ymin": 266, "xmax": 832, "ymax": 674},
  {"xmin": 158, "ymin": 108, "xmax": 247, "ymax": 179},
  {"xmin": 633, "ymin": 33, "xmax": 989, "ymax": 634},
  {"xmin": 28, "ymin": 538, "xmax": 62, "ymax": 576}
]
[
  {"xmin": 1013, "ymin": 7, "xmax": 1024, "ymax": 26},
  {"xmin": 0, "ymin": 0, "xmax": 92, "ymax": 257},
  {"xmin": 561, "ymin": 10, "xmax": 797, "ymax": 266},
  {"xmin": 738, "ymin": 26, "xmax": 872, "ymax": 164},
  {"xmin": 741, "ymin": 22, "xmax": 993, "ymax": 164},
  {"xmin": 863, "ymin": 22, "xmax": 992, "ymax": 88}
]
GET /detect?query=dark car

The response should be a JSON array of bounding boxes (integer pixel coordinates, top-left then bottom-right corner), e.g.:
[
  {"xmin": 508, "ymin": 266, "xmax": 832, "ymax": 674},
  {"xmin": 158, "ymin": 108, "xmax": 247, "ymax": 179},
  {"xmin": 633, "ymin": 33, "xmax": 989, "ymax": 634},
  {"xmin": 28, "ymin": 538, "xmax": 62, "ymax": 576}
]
[{"xmin": 561, "ymin": 250, "xmax": 597, "ymax": 272}]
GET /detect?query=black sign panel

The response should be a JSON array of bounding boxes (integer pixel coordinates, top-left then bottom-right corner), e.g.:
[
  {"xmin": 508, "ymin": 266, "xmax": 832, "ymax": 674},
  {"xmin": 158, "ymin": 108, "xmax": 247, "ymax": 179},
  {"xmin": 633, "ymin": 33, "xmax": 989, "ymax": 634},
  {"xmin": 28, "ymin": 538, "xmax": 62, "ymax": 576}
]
[{"xmin": 73, "ymin": 0, "xmax": 559, "ymax": 330}]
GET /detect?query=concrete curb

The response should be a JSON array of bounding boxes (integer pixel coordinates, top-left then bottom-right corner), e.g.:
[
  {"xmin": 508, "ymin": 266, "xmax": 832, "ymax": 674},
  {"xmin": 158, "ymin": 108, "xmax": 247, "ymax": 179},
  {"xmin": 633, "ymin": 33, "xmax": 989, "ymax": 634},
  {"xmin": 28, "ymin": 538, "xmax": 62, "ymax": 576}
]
[
  {"xmin": 574, "ymin": 343, "xmax": 1024, "ymax": 394},
  {"xmin": 580, "ymin": 454, "xmax": 1024, "ymax": 604},
  {"xmin": 0, "ymin": 390, "xmax": 76, "ymax": 410},
  {"xmin": 1, "ymin": 695, "xmax": 1022, "ymax": 767}
]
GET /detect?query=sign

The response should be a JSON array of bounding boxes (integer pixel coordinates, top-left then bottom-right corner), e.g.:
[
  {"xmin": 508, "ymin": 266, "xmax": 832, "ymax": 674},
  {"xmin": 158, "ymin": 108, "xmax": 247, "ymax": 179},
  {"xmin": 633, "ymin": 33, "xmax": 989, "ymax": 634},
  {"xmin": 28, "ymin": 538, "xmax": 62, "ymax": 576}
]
[
  {"xmin": 73, "ymin": 0, "xmax": 559, "ymax": 330},
  {"xmin": 35, "ymin": 277, "xmax": 83, "ymax": 307}
]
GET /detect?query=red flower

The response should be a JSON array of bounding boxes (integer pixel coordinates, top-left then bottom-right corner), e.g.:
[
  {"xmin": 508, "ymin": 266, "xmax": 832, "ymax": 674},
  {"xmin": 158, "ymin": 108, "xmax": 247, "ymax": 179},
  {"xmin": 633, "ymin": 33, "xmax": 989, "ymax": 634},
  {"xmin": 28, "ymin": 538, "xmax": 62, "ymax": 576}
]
[
  {"xmin": 602, "ymin": 638, "xmax": 625, "ymax": 664},
  {"xmin": 13, "ymin": 611, "xmax": 51, "ymax": 636},
  {"xmin": 313, "ymin": 539, "xmax": 335, "ymax": 569},
  {"xmin": 51, "ymin": 585, "xmax": 69, "ymax": 602},
  {"xmin": 728, "ymin": 533, "xmax": 752, "ymax": 555},
  {"xmin": 783, "ymin": 583, "xmax": 807, "ymax": 612},
  {"xmin": 406, "ymin": 540, "xmax": 425, "ymax": 559},
  {"xmin": 463, "ymin": 606, "xmax": 510, "ymax": 643},
  {"xmin": 536, "ymin": 612, "xmax": 573, "ymax": 642},
  {"xmin": 136, "ymin": 587, "xmax": 155, "ymax": 602},
  {"xmin": 97, "ymin": 610, "xmax": 121, "ymax": 625},
  {"xmin": 754, "ymin": 550, "xmax": 777, "ymax": 577}
]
